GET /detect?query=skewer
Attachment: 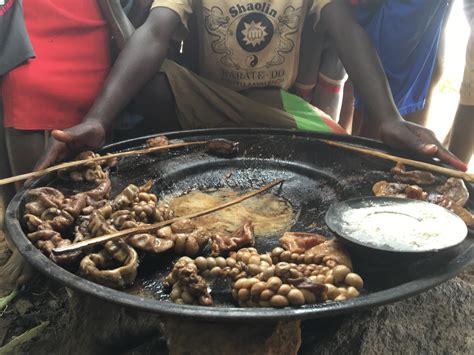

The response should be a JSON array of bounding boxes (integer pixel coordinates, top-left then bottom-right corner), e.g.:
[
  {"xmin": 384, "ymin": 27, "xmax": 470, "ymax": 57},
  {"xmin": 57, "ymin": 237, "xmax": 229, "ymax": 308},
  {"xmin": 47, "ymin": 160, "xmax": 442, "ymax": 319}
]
[
  {"xmin": 321, "ymin": 139, "xmax": 474, "ymax": 183},
  {"xmin": 52, "ymin": 179, "xmax": 284, "ymax": 255},
  {"xmin": 0, "ymin": 141, "xmax": 208, "ymax": 186}
]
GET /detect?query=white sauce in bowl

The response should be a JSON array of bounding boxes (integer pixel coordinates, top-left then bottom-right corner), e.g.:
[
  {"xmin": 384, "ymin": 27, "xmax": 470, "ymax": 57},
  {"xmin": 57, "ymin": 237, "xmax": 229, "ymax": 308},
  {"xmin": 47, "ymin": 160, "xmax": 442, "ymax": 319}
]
[{"xmin": 339, "ymin": 202, "xmax": 467, "ymax": 252}]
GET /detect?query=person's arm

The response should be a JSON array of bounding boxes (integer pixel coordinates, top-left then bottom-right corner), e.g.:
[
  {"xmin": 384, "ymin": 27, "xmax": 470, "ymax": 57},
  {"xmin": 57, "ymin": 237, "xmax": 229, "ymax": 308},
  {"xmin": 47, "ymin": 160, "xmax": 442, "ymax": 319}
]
[
  {"xmin": 34, "ymin": 7, "xmax": 182, "ymax": 171},
  {"xmin": 321, "ymin": 0, "xmax": 468, "ymax": 171}
]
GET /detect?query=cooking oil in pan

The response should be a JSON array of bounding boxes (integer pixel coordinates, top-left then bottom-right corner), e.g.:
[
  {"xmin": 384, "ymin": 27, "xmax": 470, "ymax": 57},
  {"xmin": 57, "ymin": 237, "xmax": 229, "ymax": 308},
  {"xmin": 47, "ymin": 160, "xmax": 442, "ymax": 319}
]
[{"xmin": 167, "ymin": 188, "xmax": 296, "ymax": 237}]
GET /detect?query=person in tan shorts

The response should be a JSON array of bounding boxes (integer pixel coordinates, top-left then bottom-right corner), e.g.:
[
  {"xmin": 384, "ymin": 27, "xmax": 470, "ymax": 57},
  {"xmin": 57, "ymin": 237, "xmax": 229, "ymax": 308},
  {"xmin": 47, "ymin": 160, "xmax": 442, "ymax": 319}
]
[{"xmin": 447, "ymin": 0, "xmax": 474, "ymax": 164}]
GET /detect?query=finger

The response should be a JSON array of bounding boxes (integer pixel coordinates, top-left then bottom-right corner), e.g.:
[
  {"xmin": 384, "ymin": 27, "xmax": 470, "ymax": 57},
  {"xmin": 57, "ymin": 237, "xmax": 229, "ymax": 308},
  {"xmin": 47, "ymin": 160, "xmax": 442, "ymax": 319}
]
[
  {"xmin": 383, "ymin": 124, "xmax": 438, "ymax": 156},
  {"xmin": 51, "ymin": 130, "xmax": 75, "ymax": 144},
  {"xmin": 436, "ymin": 147, "xmax": 468, "ymax": 172},
  {"xmin": 25, "ymin": 146, "xmax": 61, "ymax": 186},
  {"xmin": 32, "ymin": 144, "xmax": 63, "ymax": 172}
]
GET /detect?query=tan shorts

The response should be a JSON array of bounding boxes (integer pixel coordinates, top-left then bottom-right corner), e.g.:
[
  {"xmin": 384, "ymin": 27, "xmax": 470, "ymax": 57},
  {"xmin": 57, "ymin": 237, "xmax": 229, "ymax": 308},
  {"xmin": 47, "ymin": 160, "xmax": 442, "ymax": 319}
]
[{"xmin": 160, "ymin": 60, "xmax": 346, "ymax": 135}]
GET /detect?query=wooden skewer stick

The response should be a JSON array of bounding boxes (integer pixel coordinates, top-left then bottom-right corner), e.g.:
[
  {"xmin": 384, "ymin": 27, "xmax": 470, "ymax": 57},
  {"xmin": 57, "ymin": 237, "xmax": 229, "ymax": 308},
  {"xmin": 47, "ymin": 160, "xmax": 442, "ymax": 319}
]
[
  {"xmin": 321, "ymin": 139, "xmax": 474, "ymax": 183},
  {"xmin": 52, "ymin": 179, "xmax": 284, "ymax": 255},
  {"xmin": 0, "ymin": 140, "xmax": 208, "ymax": 186}
]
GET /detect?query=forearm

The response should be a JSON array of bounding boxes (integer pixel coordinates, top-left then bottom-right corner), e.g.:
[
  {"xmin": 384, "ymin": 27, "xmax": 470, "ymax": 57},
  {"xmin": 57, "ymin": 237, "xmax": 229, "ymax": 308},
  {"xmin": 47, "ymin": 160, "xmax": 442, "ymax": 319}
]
[
  {"xmin": 322, "ymin": 2, "xmax": 402, "ymax": 124},
  {"xmin": 85, "ymin": 9, "xmax": 179, "ymax": 130}
]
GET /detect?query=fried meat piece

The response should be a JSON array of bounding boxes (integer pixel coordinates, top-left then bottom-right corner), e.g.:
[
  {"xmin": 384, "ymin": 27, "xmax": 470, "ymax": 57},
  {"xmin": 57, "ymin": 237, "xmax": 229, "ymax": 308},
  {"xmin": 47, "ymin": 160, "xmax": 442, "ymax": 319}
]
[
  {"xmin": 279, "ymin": 232, "xmax": 327, "ymax": 254},
  {"xmin": 79, "ymin": 240, "xmax": 138, "ymax": 289},
  {"xmin": 391, "ymin": 162, "xmax": 436, "ymax": 185},
  {"xmin": 210, "ymin": 222, "xmax": 255, "ymax": 256},
  {"xmin": 307, "ymin": 240, "xmax": 353, "ymax": 270}
]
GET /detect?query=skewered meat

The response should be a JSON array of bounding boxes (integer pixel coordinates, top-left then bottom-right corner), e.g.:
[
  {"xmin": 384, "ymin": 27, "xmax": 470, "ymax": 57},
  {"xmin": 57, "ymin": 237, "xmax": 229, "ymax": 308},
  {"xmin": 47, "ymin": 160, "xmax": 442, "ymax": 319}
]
[
  {"xmin": 171, "ymin": 219, "xmax": 196, "ymax": 234},
  {"xmin": 57, "ymin": 151, "xmax": 116, "ymax": 182},
  {"xmin": 158, "ymin": 219, "xmax": 210, "ymax": 257},
  {"xmin": 391, "ymin": 162, "xmax": 436, "ymax": 185},
  {"xmin": 210, "ymin": 222, "xmax": 255, "ymax": 256},
  {"xmin": 147, "ymin": 136, "xmax": 169, "ymax": 148},
  {"xmin": 279, "ymin": 232, "xmax": 326, "ymax": 254},
  {"xmin": 206, "ymin": 138, "xmax": 239, "ymax": 156}
]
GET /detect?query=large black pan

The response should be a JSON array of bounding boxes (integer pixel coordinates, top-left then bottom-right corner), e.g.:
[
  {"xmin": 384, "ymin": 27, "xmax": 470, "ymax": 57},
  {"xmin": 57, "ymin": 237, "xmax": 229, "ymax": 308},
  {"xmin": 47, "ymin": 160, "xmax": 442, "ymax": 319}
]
[{"xmin": 6, "ymin": 129, "xmax": 474, "ymax": 321}]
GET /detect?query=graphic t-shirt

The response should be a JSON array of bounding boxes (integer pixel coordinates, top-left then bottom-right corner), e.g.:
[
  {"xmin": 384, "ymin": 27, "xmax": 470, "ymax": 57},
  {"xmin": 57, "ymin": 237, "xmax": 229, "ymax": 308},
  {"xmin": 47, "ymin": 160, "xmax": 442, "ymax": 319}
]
[{"xmin": 151, "ymin": 0, "xmax": 331, "ymax": 90}]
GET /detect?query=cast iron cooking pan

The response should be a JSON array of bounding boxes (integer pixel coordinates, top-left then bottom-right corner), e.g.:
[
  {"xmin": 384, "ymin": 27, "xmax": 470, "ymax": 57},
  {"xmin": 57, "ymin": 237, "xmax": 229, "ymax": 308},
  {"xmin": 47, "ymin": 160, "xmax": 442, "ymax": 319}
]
[{"xmin": 6, "ymin": 129, "xmax": 474, "ymax": 321}]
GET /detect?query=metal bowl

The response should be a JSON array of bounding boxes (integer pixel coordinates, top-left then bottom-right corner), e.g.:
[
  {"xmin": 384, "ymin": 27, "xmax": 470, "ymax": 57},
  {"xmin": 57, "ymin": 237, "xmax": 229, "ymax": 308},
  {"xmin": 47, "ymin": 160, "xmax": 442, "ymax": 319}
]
[{"xmin": 325, "ymin": 197, "xmax": 470, "ymax": 289}]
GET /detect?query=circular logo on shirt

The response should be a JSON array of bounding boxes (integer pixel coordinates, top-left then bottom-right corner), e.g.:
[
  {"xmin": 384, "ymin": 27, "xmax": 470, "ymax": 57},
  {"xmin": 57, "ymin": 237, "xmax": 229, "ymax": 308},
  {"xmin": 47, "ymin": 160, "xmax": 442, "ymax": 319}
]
[{"xmin": 236, "ymin": 13, "xmax": 274, "ymax": 53}]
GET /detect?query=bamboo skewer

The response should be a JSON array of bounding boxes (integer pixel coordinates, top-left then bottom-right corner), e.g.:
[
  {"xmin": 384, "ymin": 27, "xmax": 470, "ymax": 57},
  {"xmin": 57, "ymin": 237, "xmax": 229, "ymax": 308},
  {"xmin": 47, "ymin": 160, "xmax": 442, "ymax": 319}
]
[
  {"xmin": 0, "ymin": 141, "xmax": 208, "ymax": 186},
  {"xmin": 321, "ymin": 139, "xmax": 474, "ymax": 183},
  {"xmin": 52, "ymin": 179, "xmax": 284, "ymax": 255}
]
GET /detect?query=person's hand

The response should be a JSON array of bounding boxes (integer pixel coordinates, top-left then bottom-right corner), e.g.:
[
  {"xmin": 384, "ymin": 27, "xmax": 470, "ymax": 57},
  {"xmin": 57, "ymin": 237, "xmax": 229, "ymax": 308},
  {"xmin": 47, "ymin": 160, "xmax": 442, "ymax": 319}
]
[
  {"xmin": 378, "ymin": 119, "xmax": 468, "ymax": 172},
  {"xmin": 33, "ymin": 120, "xmax": 106, "ymax": 172}
]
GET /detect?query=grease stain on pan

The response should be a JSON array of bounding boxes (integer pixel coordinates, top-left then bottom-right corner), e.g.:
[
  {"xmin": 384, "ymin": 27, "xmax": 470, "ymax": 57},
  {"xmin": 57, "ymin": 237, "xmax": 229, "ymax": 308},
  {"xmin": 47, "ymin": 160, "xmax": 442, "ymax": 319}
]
[{"xmin": 167, "ymin": 188, "xmax": 296, "ymax": 238}]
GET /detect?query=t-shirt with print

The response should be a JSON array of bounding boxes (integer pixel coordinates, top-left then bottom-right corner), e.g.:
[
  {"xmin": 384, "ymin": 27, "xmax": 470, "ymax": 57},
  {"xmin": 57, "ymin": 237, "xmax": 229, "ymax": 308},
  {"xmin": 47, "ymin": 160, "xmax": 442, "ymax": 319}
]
[{"xmin": 151, "ymin": 0, "xmax": 331, "ymax": 91}]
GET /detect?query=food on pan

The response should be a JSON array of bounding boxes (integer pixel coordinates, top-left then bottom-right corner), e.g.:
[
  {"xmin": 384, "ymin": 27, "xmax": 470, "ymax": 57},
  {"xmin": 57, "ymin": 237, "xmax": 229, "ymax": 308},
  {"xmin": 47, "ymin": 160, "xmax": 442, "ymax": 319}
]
[
  {"xmin": 206, "ymin": 138, "xmax": 239, "ymax": 156},
  {"xmin": 21, "ymin": 144, "xmax": 365, "ymax": 307},
  {"xmin": 373, "ymin": 163, "xmax": 473, "ymax": 227},
  {"xmin": 57, "ymin": 151, "xmax": 117, "ymax": 182},
  {"xmin": 391, "ymin": 162, "xmax": 436, "ymax": 185},
  {"xmin": 164, "ymin": 234, "xmax": 363, "ymax": 307}
]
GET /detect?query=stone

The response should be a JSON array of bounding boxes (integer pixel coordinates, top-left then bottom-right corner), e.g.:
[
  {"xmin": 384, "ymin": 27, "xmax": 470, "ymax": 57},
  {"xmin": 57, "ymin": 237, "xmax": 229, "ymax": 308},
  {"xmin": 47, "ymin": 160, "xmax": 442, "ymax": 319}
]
[
  {"xmin": 300, "ymin": 277, "xmax": 474, "ymax": 354},
  {"xmin": 159, "ymin": 317, "xmax": 301, "ymax": 355}
]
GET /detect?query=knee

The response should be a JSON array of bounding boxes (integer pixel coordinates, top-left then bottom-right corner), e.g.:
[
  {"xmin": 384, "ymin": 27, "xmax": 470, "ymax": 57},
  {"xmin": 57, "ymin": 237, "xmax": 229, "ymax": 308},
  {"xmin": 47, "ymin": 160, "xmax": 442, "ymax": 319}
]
[{"xmin": 145, "ymin": 73, "xmax": 174, "ymax": 105}]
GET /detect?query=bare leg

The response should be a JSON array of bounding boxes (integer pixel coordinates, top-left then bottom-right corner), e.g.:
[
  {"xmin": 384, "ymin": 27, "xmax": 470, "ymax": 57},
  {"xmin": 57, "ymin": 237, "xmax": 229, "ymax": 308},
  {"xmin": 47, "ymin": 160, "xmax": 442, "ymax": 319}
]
[
  {"xmin": 0, "ymin": 129, "xmax": 46, "ymax": 294},
  {"xmin": 448, "ymin": 105, "xmax": 474, "ymax": 164},
  {"xmin": 403, "ymin": 53, "xmax": 444, "ymax": 126},
  {"xmin": 338, "ymin": 80, "xmax": 355, "ymax": 133},
  {"xmin": 352, "ymin": 109, "xmax": 365, "ymax": 136},
  {"xmin": 312, "ymin": 47, "xmax": 346, "ymax": 121}
]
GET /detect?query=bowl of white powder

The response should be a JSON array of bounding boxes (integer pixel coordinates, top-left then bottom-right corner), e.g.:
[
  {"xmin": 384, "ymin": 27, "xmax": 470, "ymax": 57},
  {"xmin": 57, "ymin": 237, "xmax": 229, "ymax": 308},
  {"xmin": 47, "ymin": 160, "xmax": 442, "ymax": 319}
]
[{"xmin": 325, "ymin": 197, "xmax": 468, "ymax": 254}]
